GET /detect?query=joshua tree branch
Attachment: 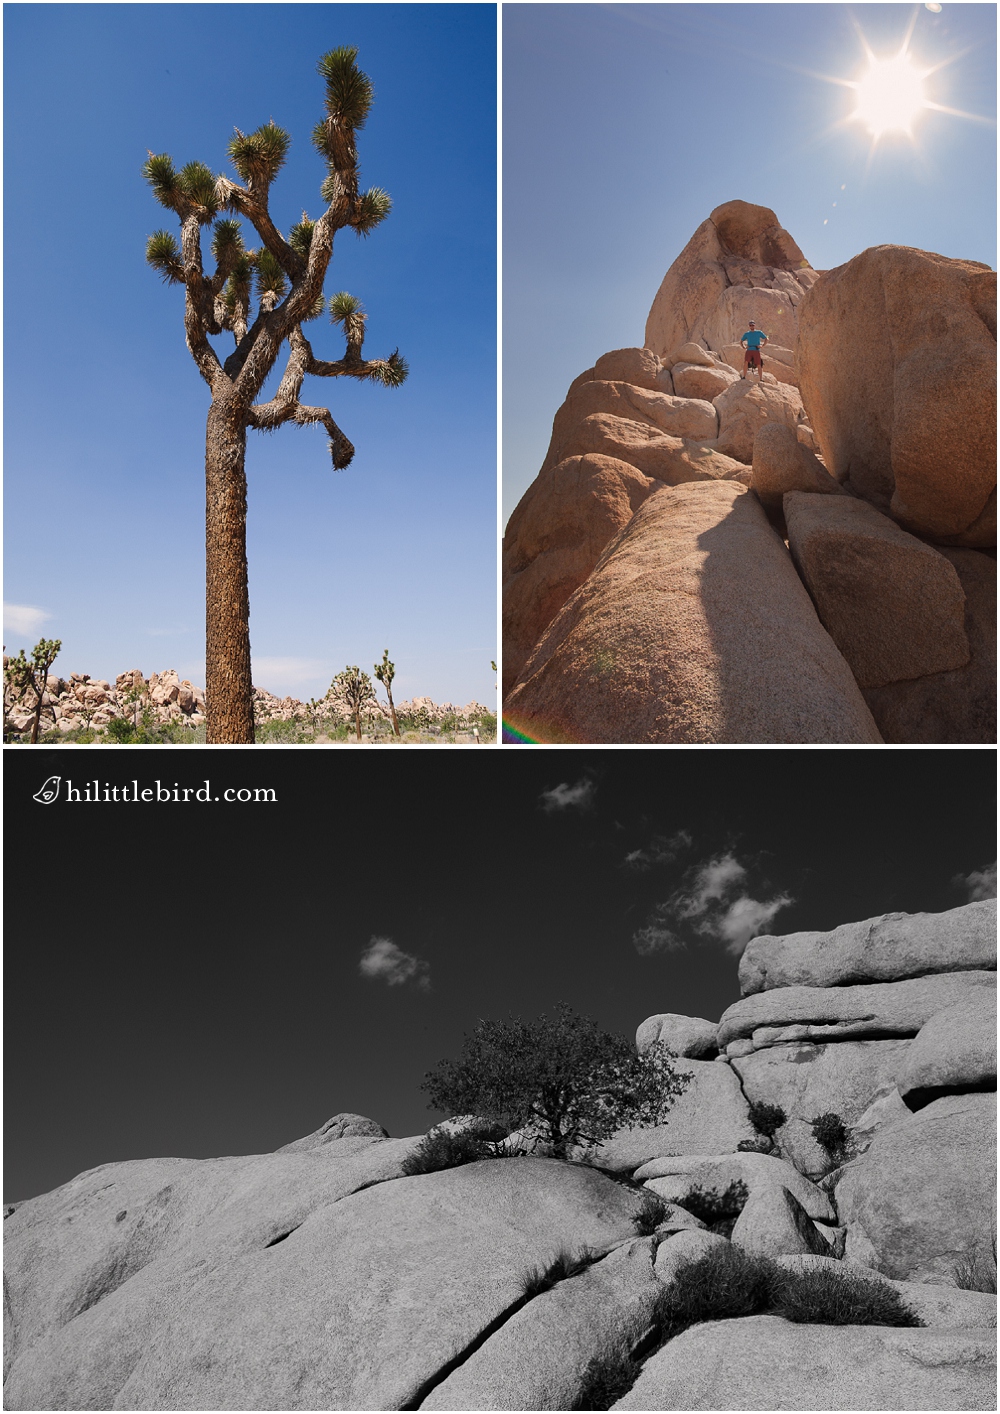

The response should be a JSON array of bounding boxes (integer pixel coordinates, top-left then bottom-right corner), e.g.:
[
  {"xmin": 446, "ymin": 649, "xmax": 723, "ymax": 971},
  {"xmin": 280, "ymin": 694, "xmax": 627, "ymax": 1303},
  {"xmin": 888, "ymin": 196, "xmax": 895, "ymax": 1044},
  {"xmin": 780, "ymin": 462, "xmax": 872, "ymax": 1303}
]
[
  {"xmin": 247, "ymin": 393, "xmax": 355, "ymax": 468},
  {"xmin": 215, "ymin": 177, "xmax": 304, "ymax": 280},
  {"xmin": 180, "ymin": 215, "xmax": 226, "ymax": 391}
]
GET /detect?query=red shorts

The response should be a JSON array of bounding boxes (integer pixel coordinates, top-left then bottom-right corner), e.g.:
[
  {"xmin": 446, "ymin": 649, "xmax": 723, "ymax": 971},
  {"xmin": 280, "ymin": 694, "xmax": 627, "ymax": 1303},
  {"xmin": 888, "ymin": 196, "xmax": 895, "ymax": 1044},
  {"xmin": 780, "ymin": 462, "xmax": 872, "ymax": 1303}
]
[{"xmin": 745, "ymin": 348, "xmax": 763, "ymax": 368}]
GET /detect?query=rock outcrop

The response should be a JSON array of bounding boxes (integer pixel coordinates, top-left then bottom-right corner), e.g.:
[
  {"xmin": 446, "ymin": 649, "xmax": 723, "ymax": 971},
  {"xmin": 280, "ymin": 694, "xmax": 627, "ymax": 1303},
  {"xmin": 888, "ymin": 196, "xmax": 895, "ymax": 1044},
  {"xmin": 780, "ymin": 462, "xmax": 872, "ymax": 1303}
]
[
  {"xmin": 6, "ymin": 898, "xmax": 996, "ymax": 1411},
  {"xmin": 797, "ymin": 245, "xmax": 996, "ymax": 547},
  {"xmin": 504, "ymin": 481, "xmax": 883, "ymax": 744},
  {"xmin": 503, "ymin": 202, "xmax": 996, "ymax": 743}
]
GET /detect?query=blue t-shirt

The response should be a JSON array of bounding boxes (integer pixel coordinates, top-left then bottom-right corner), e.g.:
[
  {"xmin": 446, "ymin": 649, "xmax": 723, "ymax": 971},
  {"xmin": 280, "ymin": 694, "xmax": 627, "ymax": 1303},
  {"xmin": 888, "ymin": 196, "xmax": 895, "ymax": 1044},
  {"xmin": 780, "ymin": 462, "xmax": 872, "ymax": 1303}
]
[{"xmin": 742, "ymin": 329, "xmax": 767, "ymax": 349}]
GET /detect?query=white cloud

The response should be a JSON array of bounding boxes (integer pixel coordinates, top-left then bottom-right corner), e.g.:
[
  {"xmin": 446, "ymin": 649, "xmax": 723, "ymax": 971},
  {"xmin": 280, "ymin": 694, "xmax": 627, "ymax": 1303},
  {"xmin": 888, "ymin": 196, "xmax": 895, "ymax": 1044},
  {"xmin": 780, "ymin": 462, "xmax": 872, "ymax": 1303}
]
[
  {"xmin": 358, "ymin": 936, "xmax": 430, "ymax": 990},
  {"xmin": 954, "ymin": 862, "xmax": 997, "ymax": 902},
  {"xmin": 539, "ymin": 779, "xmax": 596, "ymax": 813},
  {"xmin": 632, "ymin": 851, "xmax": 793, "ymax": 957},
  {"xmin": 251, "ymin": 657, "xmax": 331, "ymax": 696},
  {"xmin": 624, "ymin": 829, "xmax": 693, "ymax": 871},
  {"xmin": 3, "ymin": 603, "xmax": 52, "ymax": 637}
]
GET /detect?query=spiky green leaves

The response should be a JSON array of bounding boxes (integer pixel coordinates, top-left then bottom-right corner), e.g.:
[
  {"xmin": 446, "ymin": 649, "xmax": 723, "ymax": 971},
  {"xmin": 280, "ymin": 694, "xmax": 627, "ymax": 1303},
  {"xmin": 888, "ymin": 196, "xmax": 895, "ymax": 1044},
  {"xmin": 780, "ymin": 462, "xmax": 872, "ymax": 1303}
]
[
  {"xmin": 317, "ymin": 46, "xmax": 373, "ymax": 130},
  {"xmin": 143, "ymin": 153, "xmax": 181, "ymax": 208},
  {"xmin": 145, "ymin": 230, "xmax": 184, "ymax": 284},
  {"xmin": 222, "ymin": 252, "xmax": 254, "ymax": 316},
  {"xmin": 354, "ymin": 187, "xmax": 392, "ymax": 237},
  {"xmin": 363, "ymin": 351, "xmax": 408, "ymax": 388},
  {"xmin": 227, "ymin": 122, "xmax": 290, "ymax": 189},
  {"xmin": 143, "ymin": 154, "xmax": 218, "ymax": 220},
  {"xmin": 329, "ymin": 291, "xmax": 367, "ymax": 345},
  {"xmin": 211, "ymin": 219, "xmax": 245, "ymax": 263},
  {"xmin": 254, "ymin": 247, "xmax": 288, "ymax": 301},
  {"xmin": 177, "ymin": 162, "xmax": 219, "ymax": 218},
  {"xmin": 288, "ymin": 216, "xmax": 316, "ymax": 258}
]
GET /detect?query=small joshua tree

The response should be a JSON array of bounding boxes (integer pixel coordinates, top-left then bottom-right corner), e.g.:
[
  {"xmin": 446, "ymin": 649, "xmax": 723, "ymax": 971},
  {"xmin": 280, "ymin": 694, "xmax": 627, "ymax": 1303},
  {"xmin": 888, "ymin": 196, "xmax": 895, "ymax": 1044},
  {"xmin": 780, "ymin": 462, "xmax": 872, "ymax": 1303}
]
[
  {"xmin": 374, "ymin": 649, "xmax": 401, "ymax": 737},
  {"xmin": 143, "ymin": 48, "xmax": 407, "ymax": 743},
  {"xmin": 3, "ymin": 638, "xmax": 62, "ymax": 743},
  {"xmin": 334, "ymin": 665, "xmax": 377, "ymax": 741}
]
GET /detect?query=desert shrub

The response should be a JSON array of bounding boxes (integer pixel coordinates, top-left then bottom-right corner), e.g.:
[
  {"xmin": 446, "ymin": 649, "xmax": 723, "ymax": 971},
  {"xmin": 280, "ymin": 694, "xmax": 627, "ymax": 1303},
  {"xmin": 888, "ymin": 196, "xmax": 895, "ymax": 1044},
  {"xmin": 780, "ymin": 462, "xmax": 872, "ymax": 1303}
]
[
  {"xmin": 518, "ymin": 1246, "xmax": 597, "ymax": 1299},
  {"xmin": 769, "ymin": 1266, "xmax": 921, "ymax": 1327},
  {"xmin": 652, "ymin": 1242, "xmax": 777, "ymax": 1345},
  {"xmin": 748, "ymin": 1100, "xmax": 787, "ymax": 1138},
  {"xmin": 681, "ymin": 1179, "xmax": 749, "ymax": 1235},
  {"xmin": 954, "ymin": 1239, "xmax": 998, "ymax": 1294},
  {"xmin": 810, "ymin": 1112, "xmax": 849, "ymax": 1157},
  {"xmin": 400, "ymin": 1128, "xmax": 505, "ymax": 1177},
  {"xmin": 634, "ymin": 1193, "xmax": 669, "ymax": 1236},
  {"xmin": 737, "ymin": 1137, "xmax": 772, "ymax": 1154},
  {"xmin": 571, "ymin": 1349, "xmax": 643, "ymax": 1410},
  {"xmin": 105, "ymin": 716, "xmax": 136, "ymax": 742}
]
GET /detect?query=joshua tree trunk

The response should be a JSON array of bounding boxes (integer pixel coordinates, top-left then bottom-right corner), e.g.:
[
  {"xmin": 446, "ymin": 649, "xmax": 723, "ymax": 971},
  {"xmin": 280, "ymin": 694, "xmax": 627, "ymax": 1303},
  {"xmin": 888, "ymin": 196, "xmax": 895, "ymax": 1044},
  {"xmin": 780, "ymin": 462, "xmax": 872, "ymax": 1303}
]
[
  {"xmin": 205, "ymin": 401, "xmax": 253, "ymax": 742},
  {"xmin": 143, "ymin": 49, "xmax": 407, "ymax": 743}
]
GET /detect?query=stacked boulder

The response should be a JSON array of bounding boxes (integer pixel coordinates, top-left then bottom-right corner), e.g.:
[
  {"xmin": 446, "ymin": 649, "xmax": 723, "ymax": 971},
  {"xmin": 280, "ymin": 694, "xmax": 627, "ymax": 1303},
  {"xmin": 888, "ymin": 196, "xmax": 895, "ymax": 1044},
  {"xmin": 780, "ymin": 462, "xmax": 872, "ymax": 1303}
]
[
  {"xmin": 503, "ymin": 201, "xmax": 996, "ymax": 743},
  {"xmin": 4, "ymin": 901, "xmax": 995, "ymax": 1412}
]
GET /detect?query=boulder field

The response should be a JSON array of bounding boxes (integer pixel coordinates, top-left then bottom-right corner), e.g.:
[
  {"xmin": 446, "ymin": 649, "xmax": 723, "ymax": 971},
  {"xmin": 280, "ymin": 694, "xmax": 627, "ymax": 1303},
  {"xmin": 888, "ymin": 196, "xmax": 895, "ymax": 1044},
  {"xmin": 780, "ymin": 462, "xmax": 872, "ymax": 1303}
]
[
  {"xmin": 503, "ymin": 199, "xmax": 996, "ymax": 742},
  {"xmin": 5, "ymin": 899, "xmax": 996, "ymax": 1410}
]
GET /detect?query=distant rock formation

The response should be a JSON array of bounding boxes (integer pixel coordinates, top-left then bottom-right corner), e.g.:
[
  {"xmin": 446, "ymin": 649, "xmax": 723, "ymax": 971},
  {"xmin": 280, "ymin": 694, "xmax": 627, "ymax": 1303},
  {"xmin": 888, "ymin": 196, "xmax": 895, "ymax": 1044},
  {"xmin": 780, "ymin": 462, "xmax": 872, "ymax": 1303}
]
[
  {"xmin": 3, "ymin": 663, "xmax": 491, "ymax": 739},
  {"xmin": 503, "ymin": 200, "xmax": 996, "ymax": 742},
  {"xmin": 5, "ymin": 899, "xmax": 996, "ymax": 1411}
]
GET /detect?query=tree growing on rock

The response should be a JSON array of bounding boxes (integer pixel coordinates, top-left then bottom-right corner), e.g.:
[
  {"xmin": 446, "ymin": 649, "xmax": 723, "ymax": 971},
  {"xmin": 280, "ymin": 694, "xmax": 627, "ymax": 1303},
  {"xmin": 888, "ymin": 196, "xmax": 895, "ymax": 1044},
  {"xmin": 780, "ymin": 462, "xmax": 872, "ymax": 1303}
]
[
  {"xmin": 421, "ymin": 1002, "xmax": 691, "ymax": 1159},
  {"xmin": 144, "ymin": 47, "xmax": 407, "ymax": 743}
]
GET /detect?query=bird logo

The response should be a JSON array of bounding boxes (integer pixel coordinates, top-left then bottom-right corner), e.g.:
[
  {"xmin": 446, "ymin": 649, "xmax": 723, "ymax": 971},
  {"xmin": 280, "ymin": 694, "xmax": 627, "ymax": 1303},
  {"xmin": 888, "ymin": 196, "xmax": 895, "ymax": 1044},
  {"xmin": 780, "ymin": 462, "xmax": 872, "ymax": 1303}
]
[{"xmin": 33, "ymin": 775, "xmax": 62, "ymax": 805}]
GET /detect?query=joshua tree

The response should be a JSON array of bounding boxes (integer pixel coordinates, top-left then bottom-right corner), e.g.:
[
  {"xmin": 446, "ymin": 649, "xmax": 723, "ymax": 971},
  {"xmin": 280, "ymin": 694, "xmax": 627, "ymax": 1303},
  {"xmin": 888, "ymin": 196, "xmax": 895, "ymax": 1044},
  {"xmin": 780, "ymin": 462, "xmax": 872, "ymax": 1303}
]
[
  {"xmin": 374, "ymin": 649, "xmax": 401, "ymax": 737},
  {"xmin": 143, "ymin": 48, "xmax": 407, "ymax": 742},
  {"xmin": 3, "ymin": 639, "xmax": 62, "ymax": 743},
  {"xmin": 333, "ymin": 665, "xmax": 377, "ymax": 741}
]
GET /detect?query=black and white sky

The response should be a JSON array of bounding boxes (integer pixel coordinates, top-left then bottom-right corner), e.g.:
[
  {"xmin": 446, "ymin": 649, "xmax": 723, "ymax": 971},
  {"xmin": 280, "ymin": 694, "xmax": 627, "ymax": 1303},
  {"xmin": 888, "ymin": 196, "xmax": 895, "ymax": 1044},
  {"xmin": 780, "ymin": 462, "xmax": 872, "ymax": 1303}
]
[{"xmin": 5, "ymin": 747, "xmax": 995, "ymax": 1202}]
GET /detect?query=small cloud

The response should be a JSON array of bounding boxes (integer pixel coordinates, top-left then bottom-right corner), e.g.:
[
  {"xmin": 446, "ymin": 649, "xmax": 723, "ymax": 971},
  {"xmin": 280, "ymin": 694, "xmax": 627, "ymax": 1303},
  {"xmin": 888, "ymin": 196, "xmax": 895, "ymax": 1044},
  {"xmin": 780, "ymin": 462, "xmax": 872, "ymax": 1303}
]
[
  {"xmin": 358, "ymin": 936, "xmax": 430, "ymax": 990},
  {"xmin": 632, "ymin": 916, "xmax": 684, "ymax": 955},
  {"xmin": 632, "ymin": 851, "xmax": 793, "ymax": 958},
  {"xmin": 953, "ymin": 862, "xmax": 997, "ymax": 902},
  {"xmin": 3, "ymin": 602, "xmax": 52, "ymax": 637},
  {"xmin": 624, "ymin": 829, "xmax": 693, "ymax": 871},
  {"xmin": 539, "ymin": 779, "xmax": 596, "ymax": 813}
]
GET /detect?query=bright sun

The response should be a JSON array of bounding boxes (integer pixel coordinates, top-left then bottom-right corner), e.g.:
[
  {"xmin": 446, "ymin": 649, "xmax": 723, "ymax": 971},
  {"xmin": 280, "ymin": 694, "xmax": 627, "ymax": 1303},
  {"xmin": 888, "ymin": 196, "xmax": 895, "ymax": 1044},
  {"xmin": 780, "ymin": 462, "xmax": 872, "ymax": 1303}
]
[{"xmin": 853, "ymin": 53, "xmax": 928, "ymax": 136}]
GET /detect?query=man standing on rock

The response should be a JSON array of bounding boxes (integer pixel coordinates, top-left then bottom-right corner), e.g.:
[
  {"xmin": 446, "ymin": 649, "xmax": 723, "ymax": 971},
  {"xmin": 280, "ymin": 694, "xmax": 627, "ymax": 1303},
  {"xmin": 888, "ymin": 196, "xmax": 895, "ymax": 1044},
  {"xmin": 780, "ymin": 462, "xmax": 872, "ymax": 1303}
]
[{"xmin": 741, "ymin": 321, "xmax": 768, "ymax": 379}]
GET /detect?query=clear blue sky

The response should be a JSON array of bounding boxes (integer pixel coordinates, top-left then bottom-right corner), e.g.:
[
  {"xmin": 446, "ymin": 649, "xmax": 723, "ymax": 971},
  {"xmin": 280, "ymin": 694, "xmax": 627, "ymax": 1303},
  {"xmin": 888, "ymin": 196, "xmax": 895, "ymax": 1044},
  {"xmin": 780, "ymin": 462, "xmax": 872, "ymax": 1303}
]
[
  {"xmin": 503, "ymin": 2, "xmax": 997, "ymax": 523},
  {"xmin": 4, "ymin": 3, "xmax": 496, "ymax": 706}
]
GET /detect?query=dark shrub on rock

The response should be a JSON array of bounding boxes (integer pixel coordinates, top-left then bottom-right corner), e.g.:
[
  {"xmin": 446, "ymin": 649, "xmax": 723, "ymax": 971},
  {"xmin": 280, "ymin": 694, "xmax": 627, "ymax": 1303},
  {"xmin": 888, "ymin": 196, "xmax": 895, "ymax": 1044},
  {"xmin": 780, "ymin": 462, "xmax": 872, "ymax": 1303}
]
[
  {"xmin": 811, "ymin": 1111, "xmax": 849, "ymax": 1157},
  {"xmin": 748, "ymin": 1100, "xmax": 787, "ymax": 1138},
  {"xmin": 770, "ymin": 1266, "xmax": 922, "ymax": 1327},
  {"xmin": 682, "ymin": 1179, "xmax": 749, "ymax": 1235},
  {"xmin": 400, "ymin": 1128, "xmax": 507, "ymax": 1176},
  {"xmin": 572, "ymin": 1349, "xmax": 643, "ymax": 1410}
]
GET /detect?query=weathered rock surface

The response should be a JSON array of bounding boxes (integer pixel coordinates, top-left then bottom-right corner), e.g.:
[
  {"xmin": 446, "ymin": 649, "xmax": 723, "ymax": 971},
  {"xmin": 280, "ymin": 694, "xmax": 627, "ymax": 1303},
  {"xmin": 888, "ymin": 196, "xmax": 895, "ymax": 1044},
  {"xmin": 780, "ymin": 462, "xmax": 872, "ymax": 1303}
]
[
  {"xmin": 635, "ymin": 1013, "xmax": 718, "ymax": 1059},
  {"xmin": 645, "ymin": 200, "xmax": 815, "ymax": 362},
  {"xmin": 739, "ymin": 899, "xmax": 997, "ymax": 994},
  {"xmin": 730, "ymin": 1184, "xmax": 832, "ymax": 1259},
  {"xmin": 784, "ymin": 492, "xmax": 970, "ymax": 688},
  {"xmin": 598, "ymin": 1059, "xmax": 754, "ymax": 1167},
  {"xmin": 592, "ymin": 346, "xmax": 672, "ymax": 392},
  {"xmin": 713, "ymin": 377, "xmax": 807, "ymax": 464},
  {"xmin": 612, "ymin": 1315, "xmax": 998, "ymax": 1411},
  {"xmin": 896, "ymin": 992, "xmax": 997, "ymax": 1111},
  {"xmin": 671, "ymin": 360, "xmax": 739, "ymax": 401},
  {"xmin": 751, "ymin": 421, "xmax": 846, "ymax": 514},
  {"xmin": 276, "ymin": 1113, "xmax": 390, "ymax": 1152},
  {"xmin": 4, "ymin": 1155, "xmax": 652, "ymax": 1411},
  {"xmin": 421, "ymin": 1239, "xmax": 662, "ymax": 1411},
  {"xmin": 797, "ymin": 245, "xmax": 996, "ymax": 547},
  {"xmin": 720, "ymin": 970, "xmax": 996, "ymax": 1050},
  {"xmin": 502, "ymin": 454, "xmax": 657, "ymax": 694},
  {"xmin": 635, "ymin": 1152, "xmax": 835, "ymax": 1222},
  {"xmin": 731, "ymin": 1040, "xmax": 912, "ymax": 1174},
  {"xmin": 833, "ymin": 1093, "xmax": 997, "ymax": 1283},
  {"xmin": 861, "ymin": 547, "xmax": 997, "ymax": 743},
  {"xmin": 553, "ymin": 414, "xmax": 748, "ymax": 485},
  {"xmin": 542, "ymin": 381, "xmax": 717, "ymax": 472},
  {"xmin": 503, "ymin": 481, "xmax": 883, "ymax": 744}
]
